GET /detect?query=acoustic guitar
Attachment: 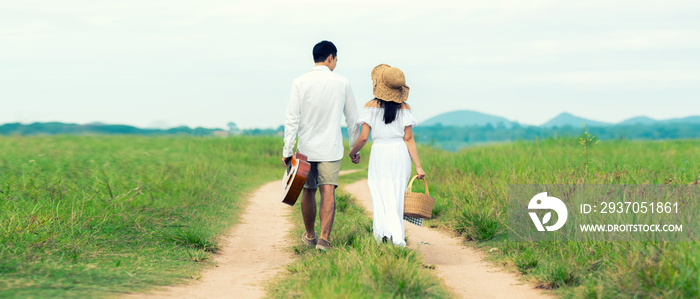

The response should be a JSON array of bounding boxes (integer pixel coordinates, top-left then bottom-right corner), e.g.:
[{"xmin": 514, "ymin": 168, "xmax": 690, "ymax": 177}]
[{"xmin": 282, "ymin": 152, "xmax": 310, "ymax": 206}]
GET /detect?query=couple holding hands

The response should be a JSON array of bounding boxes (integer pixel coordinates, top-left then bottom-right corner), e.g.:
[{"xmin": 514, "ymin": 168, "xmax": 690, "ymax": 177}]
[{"xmin": 282, "ymin": 40, "xmax": 425, "ymax": 251}]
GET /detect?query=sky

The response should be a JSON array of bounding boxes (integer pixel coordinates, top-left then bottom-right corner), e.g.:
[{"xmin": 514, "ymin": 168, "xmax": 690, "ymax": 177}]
[{"xmin": 1, "ymin": 0, "xmax": 699, "ymax": 129}]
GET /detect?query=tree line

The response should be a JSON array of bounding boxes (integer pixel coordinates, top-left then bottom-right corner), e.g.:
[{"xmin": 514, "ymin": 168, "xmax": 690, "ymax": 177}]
[
  {"xmin": 412, "ymin": 122, "xmax": 700, "ymax": 151},
  {"xmin": 2, "ymin": 122, "xmax": 698, "ymax": 151}
]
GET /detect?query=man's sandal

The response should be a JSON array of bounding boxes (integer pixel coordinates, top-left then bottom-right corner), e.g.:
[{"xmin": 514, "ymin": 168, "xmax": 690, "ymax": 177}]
[
  {"xmin": 302, "ymin": 232, "xmax": 317, "ymax": 246},
  {"xmin": 316, "ymin": 238, "xmax": 332, "ymax": 251}
]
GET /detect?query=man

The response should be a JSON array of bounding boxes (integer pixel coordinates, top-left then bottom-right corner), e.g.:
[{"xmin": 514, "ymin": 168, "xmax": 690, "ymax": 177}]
[{"xmin": 283, "ymin": 40, "xmax": 360, "ymax": 251}]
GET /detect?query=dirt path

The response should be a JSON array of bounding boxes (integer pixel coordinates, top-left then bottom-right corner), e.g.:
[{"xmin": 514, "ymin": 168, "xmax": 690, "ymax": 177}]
[
  {"xmin": 344, "ymin": 179, "xmax": 553, "ymax": 299},
  {"xmin": 125, "ymin": 179, "xmax": 295, "ymax": 299},
  {"xmin": 125, "ymin": 170, "xmax": 361, "ymax": 299}
]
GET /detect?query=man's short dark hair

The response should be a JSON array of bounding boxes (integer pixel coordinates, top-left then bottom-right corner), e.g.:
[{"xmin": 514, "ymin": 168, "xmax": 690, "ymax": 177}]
[{"xmin": 313, "ymin": 40, "xmax": 337, "ymax": 63}]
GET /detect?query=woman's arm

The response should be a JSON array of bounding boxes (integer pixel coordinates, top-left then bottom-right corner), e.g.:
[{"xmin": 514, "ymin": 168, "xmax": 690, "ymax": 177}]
[
  {"xmin": 404, "ymin": 126, "xmax": 425, "ymax": 179},
  {"xmin": 349, "ymin": 123, "xmax": 371, "ymax": 163}
]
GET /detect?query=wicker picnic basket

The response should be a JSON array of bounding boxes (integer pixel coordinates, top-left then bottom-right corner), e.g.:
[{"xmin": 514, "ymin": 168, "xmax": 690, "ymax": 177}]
[{"xmin": 404, "ymin": 175, "xmax": 435, "ymax": 219}]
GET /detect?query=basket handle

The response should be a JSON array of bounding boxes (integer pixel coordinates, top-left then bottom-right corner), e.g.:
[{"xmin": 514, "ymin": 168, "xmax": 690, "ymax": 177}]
[{"xmin": 407, "ymin": 175, "xmax": 429, "ymax": 196}]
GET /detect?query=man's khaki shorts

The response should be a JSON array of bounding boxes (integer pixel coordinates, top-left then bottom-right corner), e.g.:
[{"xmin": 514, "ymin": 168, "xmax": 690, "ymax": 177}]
[{"xmin": 304, "ymin": 160, "xmax": 341, "ymax": 189}]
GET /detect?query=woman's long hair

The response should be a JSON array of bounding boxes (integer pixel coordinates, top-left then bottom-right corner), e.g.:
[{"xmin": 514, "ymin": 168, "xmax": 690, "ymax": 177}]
[{"xmin": 375, "ymin": 98, "xmax": 401, "ymax": 124}]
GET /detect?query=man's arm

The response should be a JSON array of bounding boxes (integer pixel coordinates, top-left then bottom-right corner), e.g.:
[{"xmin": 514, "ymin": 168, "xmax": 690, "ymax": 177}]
[
  {"xmin": 282, "ymin": 81, "xmax": 301, "ymax": 161},
  {"xmin": 343, "ymin": 81, "xmax": 360, "ymax": 151}
]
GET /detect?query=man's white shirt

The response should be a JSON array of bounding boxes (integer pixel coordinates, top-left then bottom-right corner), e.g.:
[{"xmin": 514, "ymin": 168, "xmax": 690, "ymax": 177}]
[{"xmin": 283, "ymin": 65, "xmax": 360, "ymax": 162}]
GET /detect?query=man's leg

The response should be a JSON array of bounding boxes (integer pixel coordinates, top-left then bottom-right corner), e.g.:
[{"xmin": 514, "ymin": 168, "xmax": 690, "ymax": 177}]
[
  {"xmin": 318, "ymin": 184, "xmax": 335, "ymax": 241},
  {"xmin": 301, "ymin": 187, "xmax": 317, "ymax": 239}
]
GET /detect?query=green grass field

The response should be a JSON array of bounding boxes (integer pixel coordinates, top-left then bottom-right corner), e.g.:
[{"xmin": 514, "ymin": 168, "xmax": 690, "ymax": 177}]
[
  {"xmin": 0, "ymin": 135, "xmax": 283, "ymax": 297},
  {"xmin": 419, "ymin": 138, "xmax": 700, "ymax": 298},
  {"xmin": 2, "ymin": 135, "xmax": 698, "ymax": 298}
]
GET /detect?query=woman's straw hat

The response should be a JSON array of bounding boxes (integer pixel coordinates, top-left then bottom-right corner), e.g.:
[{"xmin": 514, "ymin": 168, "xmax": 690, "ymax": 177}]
[{"xmin": 372, "ymin": 64, "xmax": 410, "ymax": 103}]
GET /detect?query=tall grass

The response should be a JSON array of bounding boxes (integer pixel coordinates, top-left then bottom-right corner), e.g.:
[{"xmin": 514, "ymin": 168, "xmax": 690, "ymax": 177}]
[
  {"xmin": 0, "ymin": 135, "xmax": 283, "ymax": 297},
  {"xmin": 268, "ymin": 173, "xmax": 451, "ymax": 298},
  {"xmin": 418, "ymin": 137, "xmax": 700, "ymax": 297}
]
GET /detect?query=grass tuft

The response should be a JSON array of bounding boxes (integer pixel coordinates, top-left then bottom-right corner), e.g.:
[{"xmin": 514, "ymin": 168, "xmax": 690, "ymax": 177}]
[
  {"xmin": 165, "ymin": 228, "xmax": 219, "ymax": 253},
  {"xmin": 455, "ymin": 205, "xmax": 502, "ymax": 241},
  {"xmin": 540, "ymin": 264, "xmax": 580, "ymax": 289},
  {"xmin": 186, "ymin": 249, "xmax": 210, "ymax": 263},
  {"xmin": 513, "ymin": 250, "xmax": 539, "ymax": 274}
]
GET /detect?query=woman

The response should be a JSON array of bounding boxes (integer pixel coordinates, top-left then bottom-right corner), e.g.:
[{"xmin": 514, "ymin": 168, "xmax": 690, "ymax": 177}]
[{"xmin": 349, "ymin": 64, "xmax": 425, "ymax": 246}]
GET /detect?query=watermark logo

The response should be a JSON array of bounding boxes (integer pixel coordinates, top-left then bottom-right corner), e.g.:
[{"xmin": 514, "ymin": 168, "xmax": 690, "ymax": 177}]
[
  {"xmin": 510, "ymin": 185, "xmax": 697, "ymax": 241},
  {"xmin": 528, "ymin": 192, "xmax": 568, "ymax": 231}
]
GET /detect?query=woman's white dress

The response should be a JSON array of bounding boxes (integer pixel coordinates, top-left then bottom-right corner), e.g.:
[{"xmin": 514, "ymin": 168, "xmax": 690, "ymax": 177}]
[{"xmin": 357, "ymin": 106, "xmax": 417, "ymax": 246}]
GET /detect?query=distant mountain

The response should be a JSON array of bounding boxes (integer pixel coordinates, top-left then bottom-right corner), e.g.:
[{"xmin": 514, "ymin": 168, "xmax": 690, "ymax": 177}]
[
  {"xmin": 418, "ymin": 110, "xmax": 700, "ymax": 128},
  {"xmin": 541, "ymin": 113, "xmax": 612, "ymax": 128},
  {"xmin": 619, "ymin": 116, "xmax": 657, "ymax": 126},
  {"xmin": 619, "ymin": 115, "xmax": 700, "ymax": 126},
  {"xmin": 664, "ymin": 116, "xmax": 700, "ymax": 124},
  {"xmin": 420, "ymin": 110, "xmax": 514, "ymax": 127}
]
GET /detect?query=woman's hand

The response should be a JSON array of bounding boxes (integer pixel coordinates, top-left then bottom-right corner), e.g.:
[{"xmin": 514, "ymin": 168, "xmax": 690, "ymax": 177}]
[{"xmin": 416, "ymin": 166, "xmax": 425, "ymax": 179}]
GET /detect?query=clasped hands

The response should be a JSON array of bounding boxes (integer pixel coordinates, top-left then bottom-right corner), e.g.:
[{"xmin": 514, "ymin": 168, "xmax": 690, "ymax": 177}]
[{"xmin": 349, "ymin": 152, "xmax": 361, "ymax": 164}]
